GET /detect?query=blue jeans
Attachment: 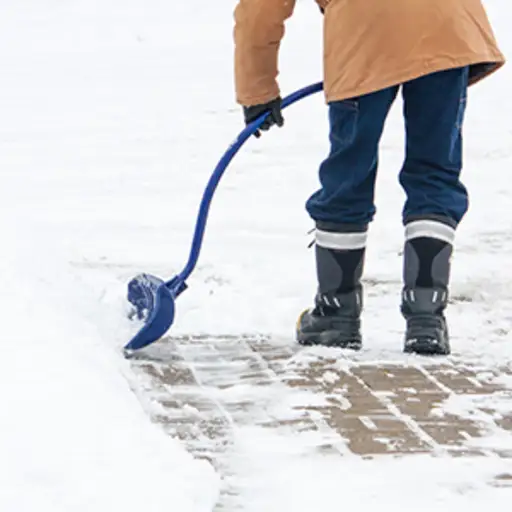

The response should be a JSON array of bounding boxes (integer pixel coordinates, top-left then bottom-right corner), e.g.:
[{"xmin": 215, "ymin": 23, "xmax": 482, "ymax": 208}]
[{"xmin": 306, "ymin": 67, "xmax": 469, "ymax": 228}]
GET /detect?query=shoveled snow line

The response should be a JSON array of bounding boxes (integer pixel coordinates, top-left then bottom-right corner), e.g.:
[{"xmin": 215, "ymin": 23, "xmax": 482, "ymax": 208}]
[
  {"xmin": 244, "ymin": 340, "xmax": 355, "ymax": 458},
  {"xmin": 413, "ymin": 365, "xmax": 453, "ymax": 394},
  {"xmin": 414, "ymin": 364, "xmax": 501, "ymax": 459},
  {"xmin": 170, "ymin": 343, "xmax": 238, "ymax": 435},
  {"xmin": 344, "ymin": 365, "xmax": 447, "ymax": 455}
]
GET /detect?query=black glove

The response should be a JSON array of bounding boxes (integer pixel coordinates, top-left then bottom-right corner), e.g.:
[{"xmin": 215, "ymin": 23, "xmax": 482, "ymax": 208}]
[{"xmin": 243, "ymin": 98, "xmax": 284, "ymax": 138}]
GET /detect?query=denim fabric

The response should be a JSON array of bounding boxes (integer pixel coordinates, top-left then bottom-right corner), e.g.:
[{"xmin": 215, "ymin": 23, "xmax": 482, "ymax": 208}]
[{"xmin": 306, "ymin": 67, "xmax": 470, "ymax": 228}]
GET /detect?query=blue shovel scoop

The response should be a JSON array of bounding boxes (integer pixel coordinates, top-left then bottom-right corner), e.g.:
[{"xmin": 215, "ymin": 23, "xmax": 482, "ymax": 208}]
[{"xmin": 124, "ymin": 82, "xmax": 323, "ymax": 355}]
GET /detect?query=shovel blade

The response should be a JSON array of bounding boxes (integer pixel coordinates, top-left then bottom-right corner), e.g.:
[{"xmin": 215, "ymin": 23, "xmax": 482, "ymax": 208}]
[{"xmin": 124, "ymin": 273, "xmax": 176, "ymax": 352}]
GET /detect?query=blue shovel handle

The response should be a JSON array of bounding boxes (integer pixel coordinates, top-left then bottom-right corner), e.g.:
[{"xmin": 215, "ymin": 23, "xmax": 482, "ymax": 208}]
[
  {"xmin": 169, "ymin": 81, "xmax": 324, "ymax": 292},
  {"xmin": 124, "ymin": 82, "xmax": 324, "ymax": 353}
]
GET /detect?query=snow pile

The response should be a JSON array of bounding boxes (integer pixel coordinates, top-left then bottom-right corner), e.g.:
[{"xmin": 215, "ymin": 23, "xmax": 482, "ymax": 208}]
[
  {"xmin": 0, "ymin": 1, "xmax": 220, "ymax": 510},
  {"xmin": 0, "ymin": 228, "xmax": 218, "ymax": 511}
]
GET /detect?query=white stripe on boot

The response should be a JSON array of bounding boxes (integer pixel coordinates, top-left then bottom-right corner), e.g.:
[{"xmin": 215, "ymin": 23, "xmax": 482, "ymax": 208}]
[
  {"xmin": 405, "ymin": 220, "xmax": 455, "ymax": 245},
  {"xmin": 315, "ymin": 229, "xmax": 367, "ymax": 250}
]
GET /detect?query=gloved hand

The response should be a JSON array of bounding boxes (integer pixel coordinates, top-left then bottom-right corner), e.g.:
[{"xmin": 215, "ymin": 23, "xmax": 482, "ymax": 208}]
[{"xmin": 243, "ymin": 98, "xmax": 284, "ymax": 138}]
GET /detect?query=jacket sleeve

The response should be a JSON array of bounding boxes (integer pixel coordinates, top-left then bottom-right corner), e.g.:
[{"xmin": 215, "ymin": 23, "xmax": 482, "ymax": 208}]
[{"xmin": 234, "ymin": 0, "xmax": 296, "ymax": 106}]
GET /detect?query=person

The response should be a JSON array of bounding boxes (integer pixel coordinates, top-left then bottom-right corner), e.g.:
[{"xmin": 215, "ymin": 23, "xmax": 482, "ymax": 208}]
[{"xmin": 233, "ymin": 0, "xmax": 505, "ymax": 355}]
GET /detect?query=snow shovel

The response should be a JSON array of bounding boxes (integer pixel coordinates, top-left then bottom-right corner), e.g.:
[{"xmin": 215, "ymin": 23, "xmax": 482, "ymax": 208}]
[{"xmin": 124, "ymin": 81, "xmax": 324, "ymax": 355}]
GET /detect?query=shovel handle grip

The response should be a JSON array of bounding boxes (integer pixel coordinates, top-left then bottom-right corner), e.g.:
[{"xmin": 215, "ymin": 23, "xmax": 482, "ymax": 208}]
[{"xmin": 168, "ymin": 82, "xmax": 324, "ymax": 290}]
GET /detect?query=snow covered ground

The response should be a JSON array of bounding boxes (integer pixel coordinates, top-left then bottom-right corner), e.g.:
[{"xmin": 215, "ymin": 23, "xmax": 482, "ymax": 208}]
[{"xmin": 0, "ymin": 0, "xmax": 511, "ymax": 510}]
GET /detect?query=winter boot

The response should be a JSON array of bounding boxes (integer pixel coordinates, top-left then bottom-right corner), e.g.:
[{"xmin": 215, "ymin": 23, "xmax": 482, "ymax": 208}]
[
  {"xmin": 296, "ymin": 224, "xmax": 366, "ymax": 350},
  {"xmin": 401, "ymin": 219, "xmax": 454, "ymax": 355}
]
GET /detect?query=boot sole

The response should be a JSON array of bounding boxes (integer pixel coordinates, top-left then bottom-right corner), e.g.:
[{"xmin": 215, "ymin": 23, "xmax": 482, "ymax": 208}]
[
  {"xmin": 297, "ymin": 330, "xmax": 362, "ymax": 351},
  {"xmin": 404, "ymin": 338, "xmax": 450, "ymax": 356}
]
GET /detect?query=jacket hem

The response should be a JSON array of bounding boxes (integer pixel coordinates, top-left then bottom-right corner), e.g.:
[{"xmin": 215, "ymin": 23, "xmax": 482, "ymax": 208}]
[{"xmin": 324, "ymin": 54, "xmax": 505, "ymax": 103}]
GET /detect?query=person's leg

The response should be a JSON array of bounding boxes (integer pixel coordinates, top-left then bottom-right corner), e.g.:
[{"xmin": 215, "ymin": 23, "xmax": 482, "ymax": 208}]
[
  {"xmin": 306, "ymin": 86, "xmax": 399, "ymax": 226},
  {"xmin": 399, "ymin": 66, "xmax": 469, "ymax": 355},
  {"xmin": 297, "ymin": 87, "xmax": 398, "ymax": 348}
]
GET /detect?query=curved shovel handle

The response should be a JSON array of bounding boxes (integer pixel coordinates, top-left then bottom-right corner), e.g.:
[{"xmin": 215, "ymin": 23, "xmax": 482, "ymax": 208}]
[{"xmin": 169, "ymin": 81, "xmax": 324, "ymax": 289}]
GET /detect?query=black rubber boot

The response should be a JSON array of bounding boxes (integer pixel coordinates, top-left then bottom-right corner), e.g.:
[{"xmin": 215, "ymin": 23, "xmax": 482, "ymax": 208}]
[
  {"xmin": 401, "ymin": 221, "xmax": 454, "ymax": 355},
  {"xmin": 296, "ymin": 224, "xmax": 366, "ymax": 350},
  {"xmin": 296, "ymin": 287, "xmax": 363, "ymax": 349},
  {"xmin": 402, "ymin": 287, "xmax": 449, "ymax": 355}
]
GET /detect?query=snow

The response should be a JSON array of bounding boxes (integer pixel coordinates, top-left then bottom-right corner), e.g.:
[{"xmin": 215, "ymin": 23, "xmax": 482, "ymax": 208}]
[
  {"xmin": 0, "ymin": 1, "xmax": 223, "ymax": 510},
  {"xmin": 224, "ymin": 453, "xmax": 508, "ymax": 511},
  {"xmin": 0, "ymin": 0, "xmax": 511, "ymax": 510}
]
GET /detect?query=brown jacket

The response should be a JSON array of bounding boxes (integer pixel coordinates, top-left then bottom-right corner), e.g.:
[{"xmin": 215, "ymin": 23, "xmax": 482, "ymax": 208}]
[{"xmin": 234, "ymin": 0, "xmax": 505, "ymax": 105}]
